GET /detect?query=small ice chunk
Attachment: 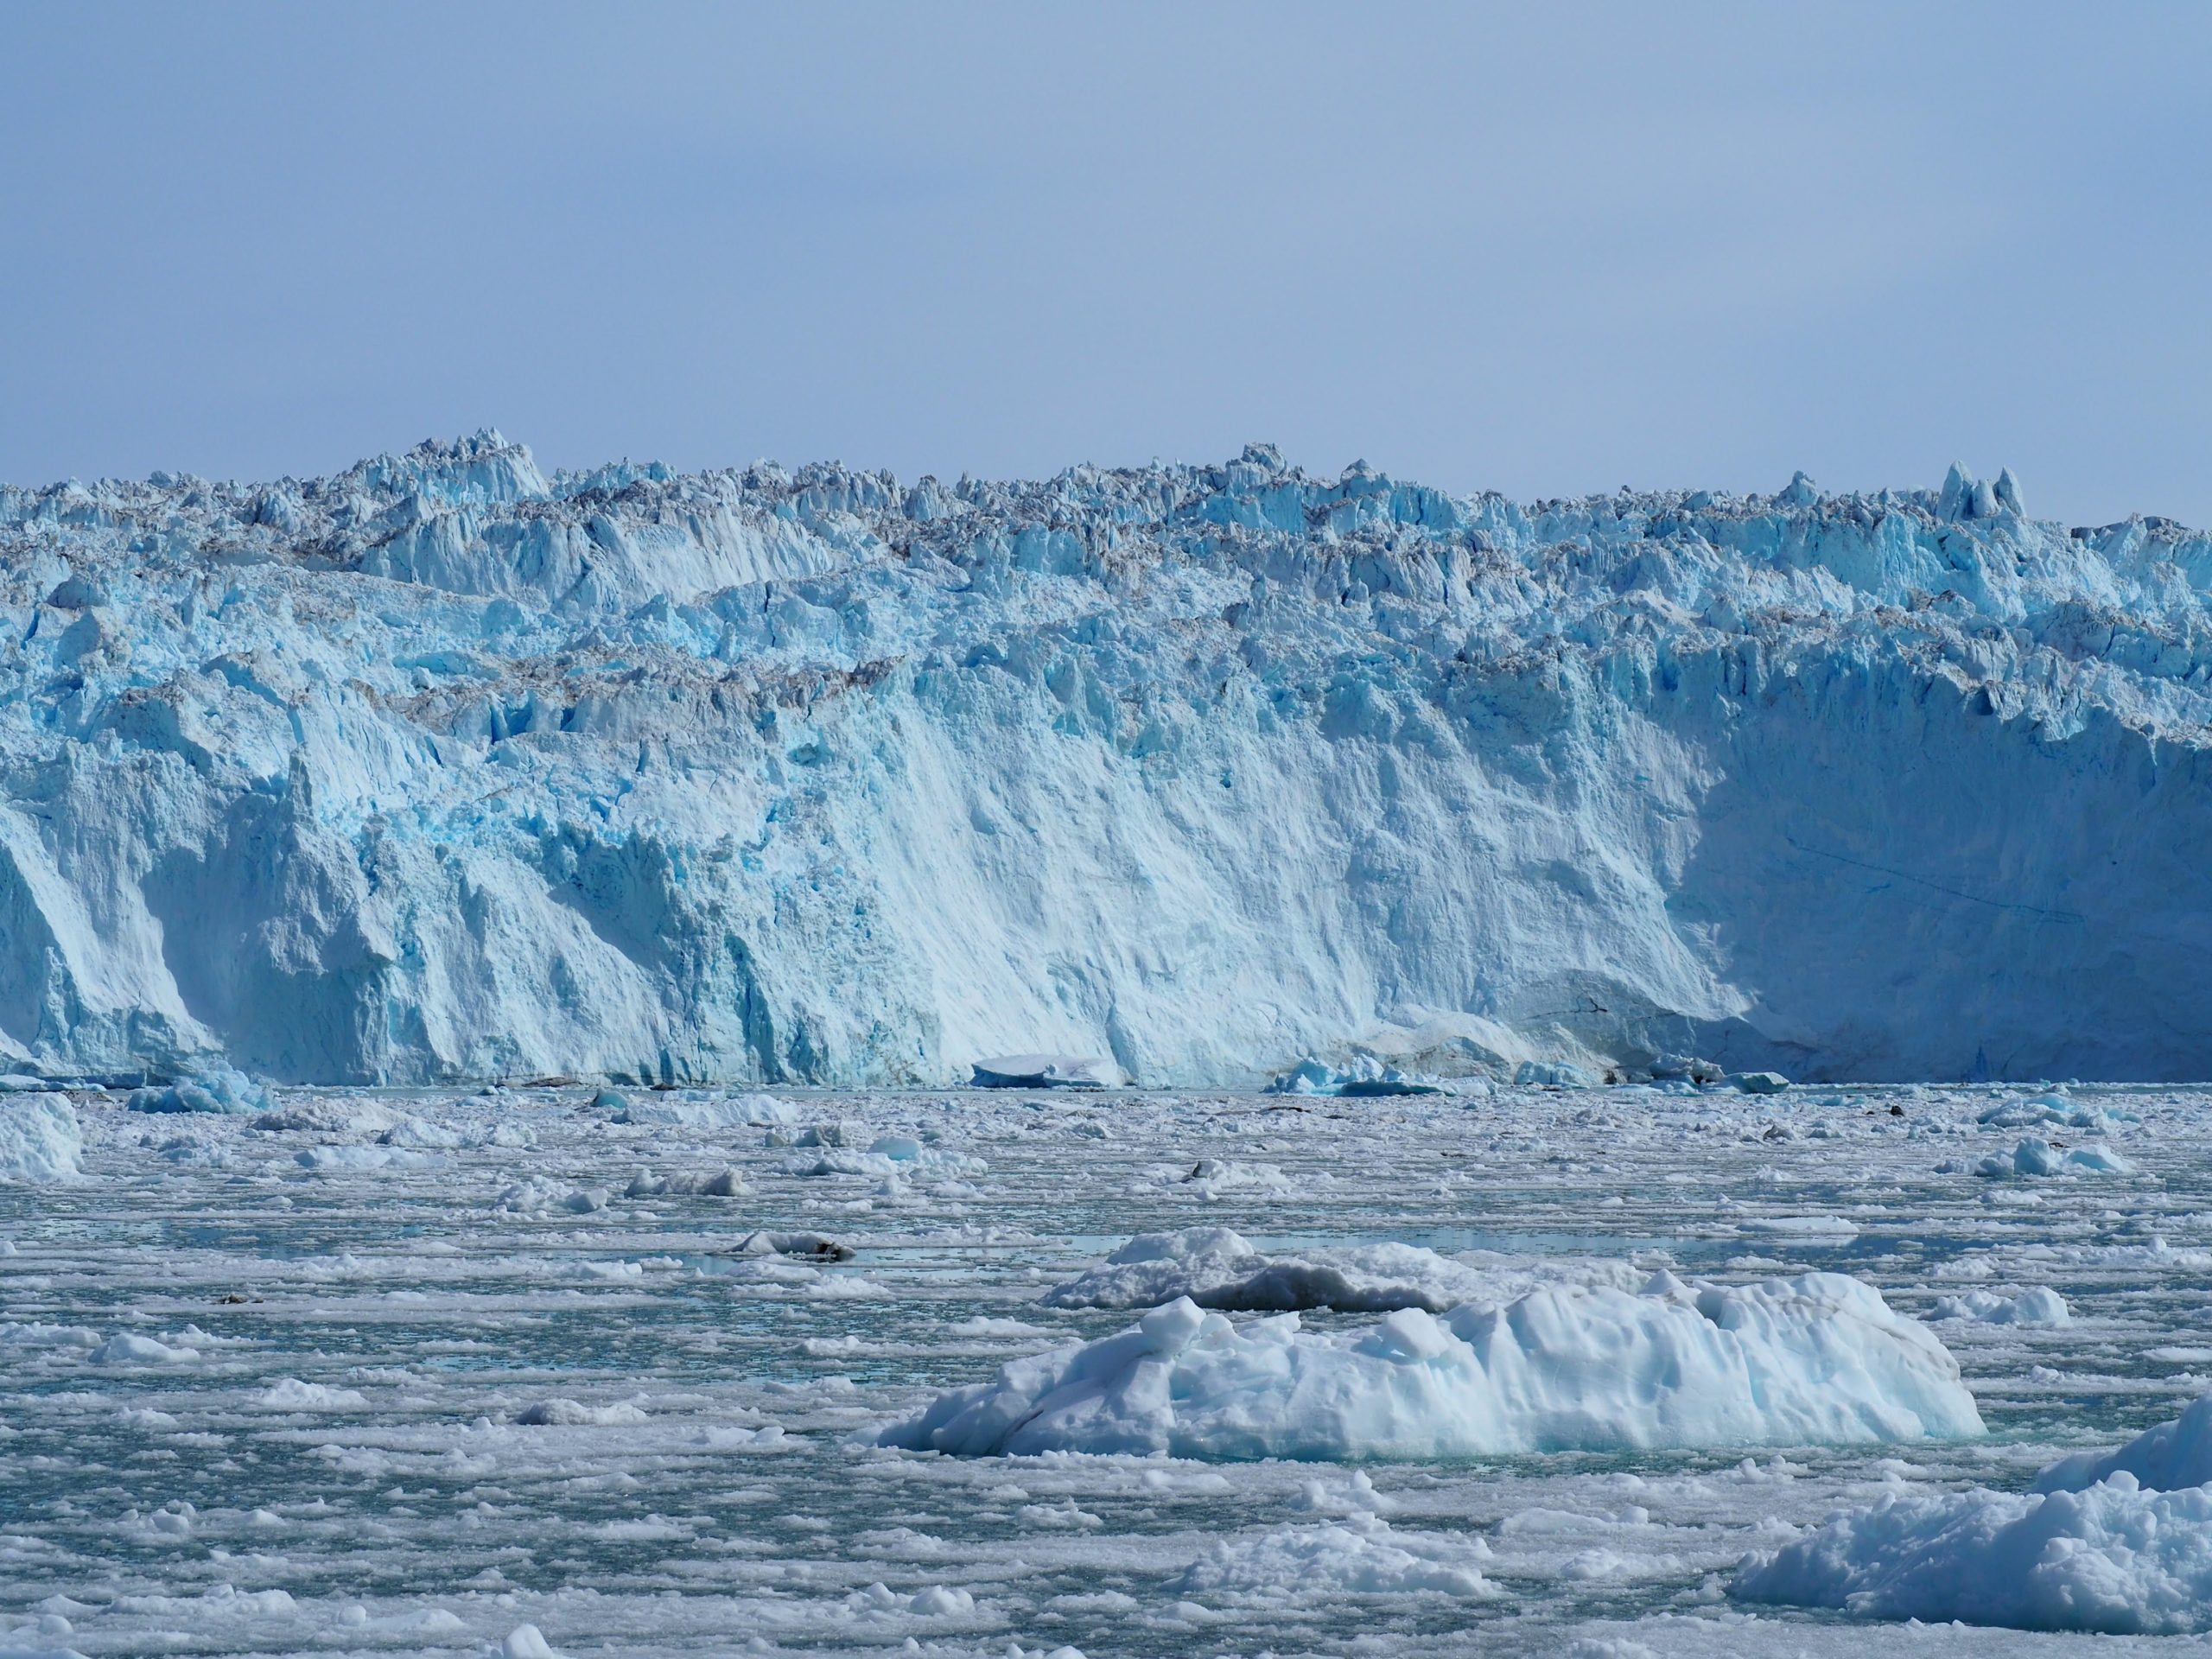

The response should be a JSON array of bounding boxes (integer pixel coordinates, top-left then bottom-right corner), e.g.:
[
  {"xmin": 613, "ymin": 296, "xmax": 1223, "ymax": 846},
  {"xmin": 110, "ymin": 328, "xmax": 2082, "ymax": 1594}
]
[
  {"xmin": 1732, "ymin": 1072, "xmax": 1791, "ymax": 1095},
  {"xmin": 613, "ymin": 1092, "xmax": 800, "ymax": 1128},
  {"xmin": 92, "ymin": 1332, "xmax": 200, "ymax": 1364},
  {"xmin": 128, "ymin": 1066, "xmax": 270, "ymax": 1116},
  {"xmin": 1930, "ymin": 1287, "xmax": 2071, "ymax": 1326},
  {"xmin": 1178, "ymin": 1512, "xmax": 1494, "ymax": 1599},
  {"xmin": 1978, "ymin": 1136, "xmax": 2135, "ymax": 1179},
  {"xmin": 733, "ymin": 1230, "xmax": 855, "ymax": 1262},
  {"xmin": 495, "ymin": 1625, "xmax": 565, "ymax": 1659},
  {"xmin": 495, "ymin": 1181, "xmax": 608, "ymax": 1214},
  {"xmin": 514, "ymin": 1398, "xmax": 648, "ymax": 1427},
  {"xmin": 623, "ymin": 1167, "xmax": 748, "ymax": 1198},
  {"xmin": 258, "ymin": 1377, "xmax": 370, "ymax": 1409}
]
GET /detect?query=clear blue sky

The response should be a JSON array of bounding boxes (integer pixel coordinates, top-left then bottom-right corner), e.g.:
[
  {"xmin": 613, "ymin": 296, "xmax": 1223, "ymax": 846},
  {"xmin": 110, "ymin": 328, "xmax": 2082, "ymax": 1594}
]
[{"xmin": 3, "ymin": 3, "xmax": 2208, "ymax": 527}]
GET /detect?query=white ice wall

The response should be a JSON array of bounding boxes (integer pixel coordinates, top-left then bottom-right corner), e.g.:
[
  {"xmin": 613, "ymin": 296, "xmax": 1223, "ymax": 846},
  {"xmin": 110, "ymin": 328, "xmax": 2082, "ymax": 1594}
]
[{"xmin": 3, "ymin": 434, "xmax": 2208, "ymax": 1084}]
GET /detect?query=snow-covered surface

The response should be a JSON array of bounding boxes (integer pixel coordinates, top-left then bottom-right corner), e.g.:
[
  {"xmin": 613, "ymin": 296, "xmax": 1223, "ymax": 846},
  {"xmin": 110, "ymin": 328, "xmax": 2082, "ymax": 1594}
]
[
  {"xmin": 10, "ymin": 1077, "xmax": 2207, "ymax": 1655},
  {"xmin": 9, "ymin": 436, "xmax": 2212, "ymax": 1087}
]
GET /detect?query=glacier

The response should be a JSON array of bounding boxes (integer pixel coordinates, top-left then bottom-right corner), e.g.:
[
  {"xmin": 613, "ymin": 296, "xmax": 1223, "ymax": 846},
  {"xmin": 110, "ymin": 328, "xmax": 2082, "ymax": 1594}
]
[{"xmin": 6, "ymin": 433, "xmax": 2212, "ymax": 1086}]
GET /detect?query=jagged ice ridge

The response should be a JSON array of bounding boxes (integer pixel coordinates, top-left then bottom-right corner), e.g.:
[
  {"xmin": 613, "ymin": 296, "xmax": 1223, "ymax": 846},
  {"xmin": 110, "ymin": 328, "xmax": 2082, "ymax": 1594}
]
[{"xmin": 4, "ymin": 434, "xmax": 2210, "ymax": 1085}]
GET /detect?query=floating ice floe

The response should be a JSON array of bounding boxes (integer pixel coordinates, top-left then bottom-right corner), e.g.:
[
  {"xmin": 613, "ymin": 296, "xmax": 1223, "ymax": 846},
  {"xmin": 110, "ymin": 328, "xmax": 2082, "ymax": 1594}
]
[
  {"xmin": 128, "ymin": 1066, "xmax": 271, "ymax": 1116},
  {"xmin": 514, "ymin": 1398, "xmax": 649, "ymax": 1427},
  {"xmin": 295, "ymin": 1145, "xmax": 447, "ymax": 1173},
  {"xmin": 733, "ymin": 1230, "xmax": 855, "ymax": 1262},
  {"xmin": 971, "ymin": 1055, "xmax": 1121, "ymax": 1090},
  {"xmin": 258, "ymin": 1377, "xmax": 370, "ymax": 1410},
  {"xmin": 1177, "ymin": 1512, "xmax": 1496, "ymax": 1600},
  {"xmin": 495, "ymin": 1180, "xmax": 609, "ymax": 1214},
  {"xmin": 91, "ymin": 1332, "xmax": 200, "ymax": 1364},
  {"xmin": 1266, "ymin": 1058, "xmax": 1447, "ymax": 1096},
  {"xmin": 1734, "ymin": 1395, "xmax": 2212, "ymax": 1632},
  {"xmin": 1514, "ymin": 1061, "xmax": 1594, "ymax": 1088},
  {"xmin": 1041, "ymin": 1228, "xmax": 1611, "ymax": 1314},
  {"xmin": 623, "ymin": 1166, "xmax": 747, "ymax": 1198},
  {"xmin": 791, "ymin": 1144, "xmax": 984, "ymax": 1180},
  {"xmin": 1152, "ymin": 1159, "xmax": 1306, "ymax": 1200},
  {"xmin": 0, "ymin": 1093, "xmax": 83, "ymax": 1183},
  {"xmin": 251, "ymin": 1098, "xmax": 404, "ymax": 1135},
  {"xmin": 882, "ymin": 1271, "xmax": 1982, "ymax": 1459},
  {"xmin": 1929, "ymin": 1287, "xmax": 2071, "ymax": 1325},
  {"xmin": 615, "ymin": 1092, "xmax": 802, "ymax": 1128},
  {"xmin": 1976, "ymin": 1135, "xmax": 2136, "ymax": 1178}
]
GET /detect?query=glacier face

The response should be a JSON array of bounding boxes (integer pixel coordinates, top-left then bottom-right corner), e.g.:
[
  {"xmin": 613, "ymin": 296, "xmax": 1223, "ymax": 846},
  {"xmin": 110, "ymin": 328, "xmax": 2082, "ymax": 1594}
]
[{"xmin": 3, "ymin": 434, "xmax": 2211, "ymax": 1086}]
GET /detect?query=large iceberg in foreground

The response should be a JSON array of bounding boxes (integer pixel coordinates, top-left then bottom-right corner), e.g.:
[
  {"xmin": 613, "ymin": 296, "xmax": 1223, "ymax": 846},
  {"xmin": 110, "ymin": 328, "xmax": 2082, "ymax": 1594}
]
[
  {"xmin": 1734, "ymin": 1395, "xmax": 2212, "ymax": 1632},
  {"xmin": 881, "ymin": 1272, "xmax": 1982, "ymax": 1459},
  {"xmin": 9, "ymin": 435, "xmax": 2212, "ymax": 1086}
]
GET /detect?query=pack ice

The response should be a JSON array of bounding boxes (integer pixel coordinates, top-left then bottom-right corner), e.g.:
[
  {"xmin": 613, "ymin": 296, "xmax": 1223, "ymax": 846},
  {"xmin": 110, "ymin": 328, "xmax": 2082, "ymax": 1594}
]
[
  {"xmin": 6, "ymin": 435, "xmax": 2212, "ymax": 1085},
  {"xmin": 880, "ymin": 1271, "xmax": 1983, "ymax": 1459}
]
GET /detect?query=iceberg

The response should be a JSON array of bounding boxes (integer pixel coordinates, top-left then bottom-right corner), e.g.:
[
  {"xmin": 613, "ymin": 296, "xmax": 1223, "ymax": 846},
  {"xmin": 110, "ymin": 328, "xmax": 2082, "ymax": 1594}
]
[
  {"xmin": 970, "ymin": 1055, "xmax": 1121, "ymax": 1090},
  {"xmin": 9, "ymin": 434, "xmax": 2212, "ymax": 1086},
  {"xmin": 1038, "ymin": 1227, "xmax": 1607, "ymax": 1314},
  {"xmin": 1735, "ymin": 1396, "xmax": 2212, "ymax": 1633},
  {"xmin": 881, "ymin": 1271, "xmax": 1982, "ymax": 1459},
  {"xmin": 1929, "ymin": 1287, "xmax": 2070, "ymax": 1325}
]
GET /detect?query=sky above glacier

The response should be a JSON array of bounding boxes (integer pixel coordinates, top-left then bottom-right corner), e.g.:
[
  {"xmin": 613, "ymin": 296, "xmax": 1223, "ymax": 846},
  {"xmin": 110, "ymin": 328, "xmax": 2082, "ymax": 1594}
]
[{"xmin": 3, "ymin": 2, "xmax": 2209, "ymax": 528}]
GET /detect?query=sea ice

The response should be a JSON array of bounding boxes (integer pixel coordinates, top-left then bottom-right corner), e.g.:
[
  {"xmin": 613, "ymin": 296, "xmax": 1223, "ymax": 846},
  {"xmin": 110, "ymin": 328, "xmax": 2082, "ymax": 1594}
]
[
  {"xmin": 1042, "ymin": 1228, "xmax": 1541, "ymax": 1313},
  {"xmin": 1977, "ymin": 1136, "xmax": 2137, "ymax": 1178},
  {"xmin": 1176, "ymin": 1512, "xmax": 1496, "ymax": 1600},
  {"xmin": 1929, "ymin": 1287, "xmax": 2071, "ymax": 1325},
  {"xmin": 127, "ymin": 1067, "xmax": 270, "ymax": 1116},
  {"xmin": 1735, "ymin": 1394, "xmax": 2212, "ymax": 1631},
  {"xmin": 0, "ymin": 1093, "xmax": 82, "ymax": 1183},
  {"xmin": 971, "ymin": 1056, "xmax": 1120, "ymax": 1089},
  {"xmin": 883, "ymin": 1271, "xmax": 1982, "ymax": 1459}
]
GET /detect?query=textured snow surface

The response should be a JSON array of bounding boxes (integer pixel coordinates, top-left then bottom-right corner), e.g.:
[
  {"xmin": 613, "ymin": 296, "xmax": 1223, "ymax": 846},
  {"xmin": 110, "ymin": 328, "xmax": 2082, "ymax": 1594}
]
[
  {"xmin": 9, "ymin": 435, "xmax": 2212, "ymax": 1085},
  {"xmin": 3, "ymin": 1077, "xmax": 2206, "ymax": 1655}
]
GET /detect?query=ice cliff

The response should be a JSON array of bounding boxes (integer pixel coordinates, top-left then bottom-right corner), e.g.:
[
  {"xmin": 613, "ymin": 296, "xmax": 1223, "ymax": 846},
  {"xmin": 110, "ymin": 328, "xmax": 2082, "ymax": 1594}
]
[{"xmin": 4, "ymin": 433, "xmax": 2211, "ymax": 1086}]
